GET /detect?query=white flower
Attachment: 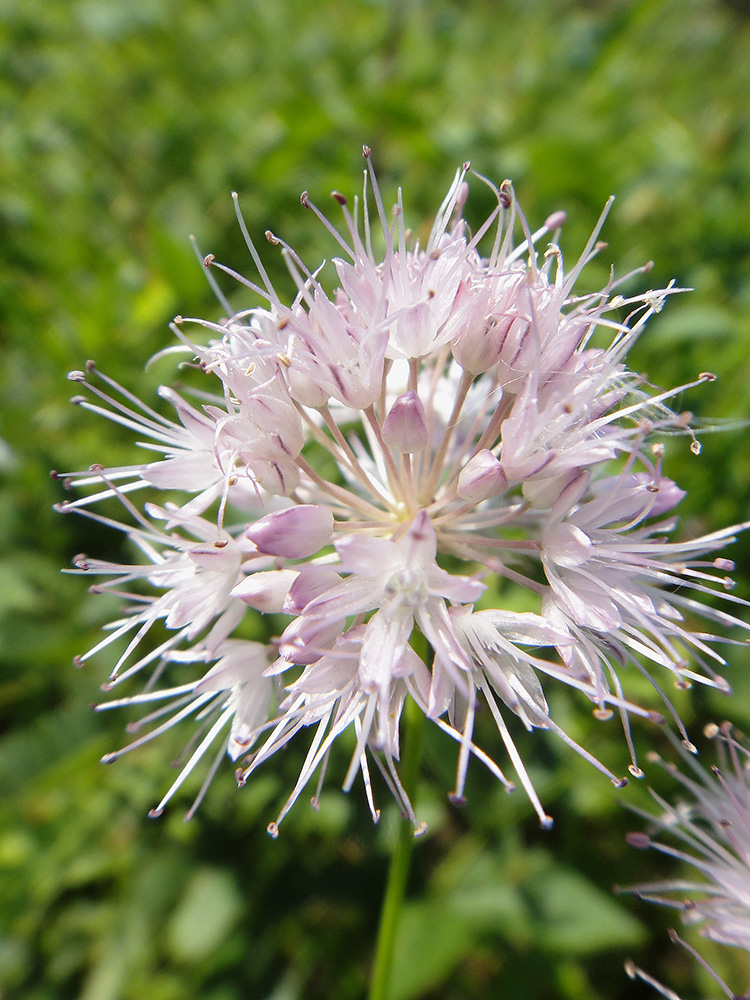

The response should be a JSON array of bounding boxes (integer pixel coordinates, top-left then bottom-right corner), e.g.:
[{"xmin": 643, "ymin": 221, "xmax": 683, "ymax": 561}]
[{"xmin": 58, "ymin": 148, "xmax": 748, "ymax": 831}]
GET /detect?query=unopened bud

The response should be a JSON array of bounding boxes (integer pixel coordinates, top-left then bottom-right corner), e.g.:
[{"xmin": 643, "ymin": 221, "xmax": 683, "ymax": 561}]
[
  {"xmin": 232, "ymin": 569, "xmax": 299, "ymax": 612},
  {"xmin": 457, "ymin": 450, "xmax": 508, "ymax": 502},
  {"xmin": 246, "ymin": 505, "xmax": 333, "ymax": 558},
  {"xmin": 382, "ymin": 391, "xmax": 428, "ymax": 453}
]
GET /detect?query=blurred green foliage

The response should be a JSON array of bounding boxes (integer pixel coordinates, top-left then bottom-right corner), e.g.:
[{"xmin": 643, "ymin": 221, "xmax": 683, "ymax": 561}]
[{"xmin": 2, "ymin": 0, "xmax": 750, "ymax": 997}]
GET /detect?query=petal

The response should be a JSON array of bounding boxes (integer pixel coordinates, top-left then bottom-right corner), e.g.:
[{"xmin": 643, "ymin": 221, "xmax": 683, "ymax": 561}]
[{"xmin": 246, "ymin": 505, "xmax": 334, "ymax": 558}]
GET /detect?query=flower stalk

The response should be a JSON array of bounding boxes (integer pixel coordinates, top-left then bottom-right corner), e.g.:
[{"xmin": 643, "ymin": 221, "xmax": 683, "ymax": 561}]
[{"xmin": 369, "ymin": 696, "xmax": 426, "ymax": 1000}]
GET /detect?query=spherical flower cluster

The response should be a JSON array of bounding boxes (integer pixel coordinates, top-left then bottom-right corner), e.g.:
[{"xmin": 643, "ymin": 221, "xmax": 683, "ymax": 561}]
[
  {"xmin": 624, "ymin": 723, "xmax": 750, "ymax": 998},
  {"xmin": 56, "ymin": 148, "xmax": 749, "ymax": 834}
]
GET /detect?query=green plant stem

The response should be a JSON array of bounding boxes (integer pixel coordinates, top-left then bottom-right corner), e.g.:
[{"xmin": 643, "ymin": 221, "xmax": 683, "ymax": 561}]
[{"xmin": 368, "ymin": 696, "xmax": 426, "ymax": 1000}]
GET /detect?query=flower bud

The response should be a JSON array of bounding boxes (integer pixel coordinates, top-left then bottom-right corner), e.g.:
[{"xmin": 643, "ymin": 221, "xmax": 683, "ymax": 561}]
[
  {"xmin": 231, "ymin": 569, "xmax": 299, "ymax": 612},
  {"xmin": 283, "ymin": 565, "xmax": 343, "ymax": 614},
  {"xmin": 453, "ymin": 314, "xmax": 513, "ymax": 375},
  {"xmin": 246, "ymin": 505, "xmax": 333, "ymax": 558},
  {"xmin": 457, "ymin": 450, "xmax": 508, "ymax": 502},
  {"xmin": 381, "ymin": 391, "xmax": 428, "ymax": 453},
  {"xmin": 278, "ymin": 614, "xmax": 344, "ymax": 664},
  {"xmin": 247, "ymin": 456, "xmax": 300, "ymax": 496}
]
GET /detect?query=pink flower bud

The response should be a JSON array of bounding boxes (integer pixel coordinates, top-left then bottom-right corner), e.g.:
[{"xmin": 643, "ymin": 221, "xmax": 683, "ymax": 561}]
[
  {"xmin": 231, "ymin": 569, "xmax": 299, "ymax": 612},
  {"xmin": 283, "ymin": 565, "xmax": 343, "ymax": 614},
  {"xmin": 248, "ymin": 456, "xmax": 300, "ymax": 497},
  {"xmin": 457, "ymin": 450, "xmax": 508, "ymax": 502},
  {"xmin": 381, "ymin": 391, "xmax": 428, "ymax": 453},
  {"xmin": 246, "ymin": 505, "xmax": 334, "ymax": 558},
  {"xmin": 453, "ymin": 314, "xmax": 514, "ymax": 375},
  {"xmin": 278, "ymin": 614, "xmax": 344, "ymax": 664}
]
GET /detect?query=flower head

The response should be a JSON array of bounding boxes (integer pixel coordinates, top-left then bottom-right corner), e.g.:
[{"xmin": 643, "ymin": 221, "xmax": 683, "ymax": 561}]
[
  {"xmin": 623, "ymin": 723, "xmax": 750, "ymax": 998},
  {"xmin": 57, "ymin": 148, "xmax": 749, "ymax": 833}
]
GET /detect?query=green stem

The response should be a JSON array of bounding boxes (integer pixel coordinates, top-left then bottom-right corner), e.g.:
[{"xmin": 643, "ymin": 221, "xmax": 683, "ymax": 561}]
[{"xmin": 368, "ymin": 697, "xmax": 426, "ymax": 1000}]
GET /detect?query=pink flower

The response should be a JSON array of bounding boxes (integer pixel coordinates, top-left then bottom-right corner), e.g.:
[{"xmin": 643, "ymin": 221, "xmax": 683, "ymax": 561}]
[
  {"xmin": 623, "ymin": 723, "xmax": 750, "ymax": 999},
  {"xmin": 58, "ymin": 149, "xmax": 748, "ymax": 832}
]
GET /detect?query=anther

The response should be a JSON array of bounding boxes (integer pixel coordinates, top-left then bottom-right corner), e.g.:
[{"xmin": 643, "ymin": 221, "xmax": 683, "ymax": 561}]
[
  {"xmin": 265, "ymin": 230, "xmax": 280, "ymax": 245},
  {"xmin": 544, "ymin": 210, "xmax": 567, "ymax": 230},
  {"xmin": 362, "ymin": 144, "xmax": 371, "ymax": 158},
  {"xmin": 203, "ymin": 254, "xmax": 215, "ymax": 269},
  {"xmin": 67, "ymin": 370, "xmax": 87, "ymax": 382},
  {"xmin": 714, "ymin": 558, "xmax": 735, "ymax": 572},
  {"xmin": 332, "ymin": 191, "xmax": 347, "ymax": 205},
  {"xmin": 626, "ymin": 832, "xmax": 651, "ymax": 849},
  {"xmin": 699, "ymin": 371, "xmax": 717, "ymax": 382},
  {"xmin": 267, "ymin": 821, "xmax": 280, "ymax": 839},
  {"xmin": 300, "ymin": 191, "xmax": 310, "ymax": 208},
  {"xmin": 498, "ymin": 184, "xmax": 511, "ymax": 210}
]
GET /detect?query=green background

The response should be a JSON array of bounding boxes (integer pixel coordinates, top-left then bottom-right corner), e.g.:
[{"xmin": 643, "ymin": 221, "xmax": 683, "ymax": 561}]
[{"xmin": 2, "ymin": 0, "xmax": 750, "ymax": 997}]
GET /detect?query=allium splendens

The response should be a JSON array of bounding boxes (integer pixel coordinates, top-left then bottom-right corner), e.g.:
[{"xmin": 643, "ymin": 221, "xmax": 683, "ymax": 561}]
[
  {"xmin": 624, "ymin": 723, "xmax": 750, "ymax": 999},
  {"xmin": 56, "ymin": 148, "xmax": 749, "ymax": 835}
]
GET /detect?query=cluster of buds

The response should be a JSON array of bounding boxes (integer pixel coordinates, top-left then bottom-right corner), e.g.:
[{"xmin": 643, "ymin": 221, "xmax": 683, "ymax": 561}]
[{"xmin": 56, "ymin": 148, "xmax": 748, "ymax": 835}]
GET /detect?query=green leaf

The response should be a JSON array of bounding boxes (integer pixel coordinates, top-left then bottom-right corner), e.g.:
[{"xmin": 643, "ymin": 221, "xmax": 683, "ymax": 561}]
[
  {"xmin": 525, "ymin": 866, "xmax": 645, "ymax": 955},
  {"xmin": 166, "ymin": 869, "xmax": 244, "ymax": 963}
]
